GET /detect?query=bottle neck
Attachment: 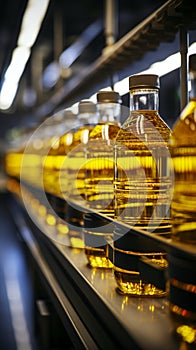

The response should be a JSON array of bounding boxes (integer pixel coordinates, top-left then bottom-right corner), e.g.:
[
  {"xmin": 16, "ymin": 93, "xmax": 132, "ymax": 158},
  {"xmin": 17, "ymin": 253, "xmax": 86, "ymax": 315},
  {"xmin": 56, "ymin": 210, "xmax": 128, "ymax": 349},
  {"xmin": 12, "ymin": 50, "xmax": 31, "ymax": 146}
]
[
  {"xmin": 97, "ymin": 103, "xmax": 121, "ymax": 122},
  {"xmin": 78, "ymin": 112, "xmax": 98, "ymax": 125},
  {"xmin": 129, "ymin": 88, "xmax": 159, "ymax": 111}
]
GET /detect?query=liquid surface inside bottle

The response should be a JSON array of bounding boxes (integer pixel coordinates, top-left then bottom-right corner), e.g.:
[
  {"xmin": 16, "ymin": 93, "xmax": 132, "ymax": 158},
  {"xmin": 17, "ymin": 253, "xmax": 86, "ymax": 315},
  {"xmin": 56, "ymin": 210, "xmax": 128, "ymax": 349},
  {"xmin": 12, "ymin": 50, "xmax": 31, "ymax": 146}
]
[
  {"xmin": 170, "ymin": 98, "xmax": 196, "ymax": 244},
  {"xmin": 114, "ymin": 107, "xmax": 172, "ymax": 296}
]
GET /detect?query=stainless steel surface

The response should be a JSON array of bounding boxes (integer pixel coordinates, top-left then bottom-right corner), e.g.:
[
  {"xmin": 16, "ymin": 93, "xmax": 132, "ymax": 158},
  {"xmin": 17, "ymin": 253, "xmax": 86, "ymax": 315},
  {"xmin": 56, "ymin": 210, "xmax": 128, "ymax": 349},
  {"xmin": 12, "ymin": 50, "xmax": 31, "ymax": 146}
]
[
  {"xmin": 55, "ymin": 243, "xmax": 177, "ymax": 350},
  {"xmin": 8, "ymin": 188, "xmax": 193, "ymax": 349}
]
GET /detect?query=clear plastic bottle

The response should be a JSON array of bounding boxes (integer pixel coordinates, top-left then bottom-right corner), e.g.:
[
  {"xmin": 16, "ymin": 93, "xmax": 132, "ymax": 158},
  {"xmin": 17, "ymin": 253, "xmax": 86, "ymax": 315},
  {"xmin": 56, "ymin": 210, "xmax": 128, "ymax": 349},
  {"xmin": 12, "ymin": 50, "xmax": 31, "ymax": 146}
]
[
  {"xmin": 113, "ymin": 74, "xmax": 172, "ymax": 295},
  {"xmin": 65, "ymin": 100, "xmax": 98, "ymax": 248},
  {"xmin": 168, "ymin": 54, "xmax": 196, "ymax": 344},
  {"xmin": 84, "ymin": 90, "xmax": 122, "ymax": 268},
  {"xmin": 170, "ymin": 53, "xmax": 196, "ymax": 244}
]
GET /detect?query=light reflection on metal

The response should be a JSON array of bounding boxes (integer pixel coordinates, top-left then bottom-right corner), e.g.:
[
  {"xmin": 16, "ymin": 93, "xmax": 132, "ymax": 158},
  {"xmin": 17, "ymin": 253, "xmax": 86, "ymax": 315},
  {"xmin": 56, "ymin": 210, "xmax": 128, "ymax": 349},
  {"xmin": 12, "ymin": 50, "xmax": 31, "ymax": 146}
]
[
  {"xmin": 42, "ymin": 19, "xmax": 102, "ymax": 90},
  {"xmin": 59, "ymin": 19, "xmax": 102, "ymax": 69}
]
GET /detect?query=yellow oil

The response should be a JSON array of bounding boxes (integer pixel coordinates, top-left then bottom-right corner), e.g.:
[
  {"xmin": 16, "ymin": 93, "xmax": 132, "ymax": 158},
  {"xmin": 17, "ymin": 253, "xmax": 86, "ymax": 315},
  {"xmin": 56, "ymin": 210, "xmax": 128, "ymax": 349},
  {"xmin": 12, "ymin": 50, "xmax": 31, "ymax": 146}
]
[
  {"xmin": 114, "ymin": 110, "xmax": 171, "ymax": 295},
  {"xmin": 65, "ymin": 125, "xmax": 95, "ymax": 249},
  {"xmin": 42, "ymin": 131, "xmax": 74, "ymax": 240},
  {"xmin": 5, "ymin": 143, "xmax": 43, "ymax": 188},
  {"xmin": 5, "ymin": 151, "xmax": 24, "ymax": 179},
  {"xmin": 169, "ymin": 286, "xmax": 196, "ymax": 347},
  {"xmin": 43, "ymin": 132, "xmax": 73, "ymax": 195},
  {"xmin": 169, "ymin": 98, "xmax": 196, "ymax": 344},
  {"xmin": 66, "ymin": 125, "xmax": 93, "ymax": 200},
  {"xmin": 170, "ymin": 99, "xmax": 196, "ymax": 244},
  {"xmin": 84, "ymin": 122, "xmax": 121, "ymax": 268},
  {"xmin": 114, "ymin": 256, "xmax": 168, "ymax": 296}
]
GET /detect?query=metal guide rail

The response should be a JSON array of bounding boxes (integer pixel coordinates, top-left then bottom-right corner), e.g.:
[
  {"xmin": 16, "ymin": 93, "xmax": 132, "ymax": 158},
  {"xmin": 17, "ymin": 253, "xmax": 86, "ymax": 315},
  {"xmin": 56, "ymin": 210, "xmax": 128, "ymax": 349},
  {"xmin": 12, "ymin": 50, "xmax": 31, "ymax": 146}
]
[{"xmin": 6, "ymin": 183, "xmax": 194, "ymax": 350}]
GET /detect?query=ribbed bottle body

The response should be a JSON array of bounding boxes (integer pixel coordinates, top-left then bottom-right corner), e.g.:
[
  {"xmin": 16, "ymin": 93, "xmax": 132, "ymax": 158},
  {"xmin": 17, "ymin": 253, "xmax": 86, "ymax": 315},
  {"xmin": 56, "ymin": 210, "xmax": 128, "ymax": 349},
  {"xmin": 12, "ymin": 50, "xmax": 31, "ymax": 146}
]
[
  {"xmin": 84, "ymin": 121, "xmax": 121, "ymax": 268},
  {"xmin": 66, "ymin": 124, "xmax": 95, "ymax": 248},
  {"xmin": 170, "ymin": 99, "xmax": 196, "ymax": 244},
  {"xmin": 113, "ymin": 109, "xmax": 171, "ymax": 295}
]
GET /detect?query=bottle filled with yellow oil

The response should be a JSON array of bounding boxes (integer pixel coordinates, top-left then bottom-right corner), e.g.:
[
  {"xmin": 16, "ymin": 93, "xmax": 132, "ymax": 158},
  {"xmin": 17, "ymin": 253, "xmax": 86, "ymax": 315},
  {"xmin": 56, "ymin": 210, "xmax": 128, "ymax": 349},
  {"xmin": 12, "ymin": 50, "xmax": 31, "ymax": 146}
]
[
  {"xmin": 113, "ymin": 74, "xmax": 172, "ymax": 295},
  {"xmin": 65, "ymin": 100, "xmax": 98, "ymax": 248},
  {"xmin": 83, "ymin": 90, "xmax": 122, "ymax": 268},
  {"xmin": 42, "ymin": 109, "xmax": 76, "ymax": 236},
  {"xmin": 43, "ymin": 109, "xmax": 76, "ymax": 196},
  {"xmin": 170, "ymin": 53, "xmax": 196, "ymax": 244},
  {"xmin": 168, "ymin": 54, "xmax": 196, "ymax": 345}
]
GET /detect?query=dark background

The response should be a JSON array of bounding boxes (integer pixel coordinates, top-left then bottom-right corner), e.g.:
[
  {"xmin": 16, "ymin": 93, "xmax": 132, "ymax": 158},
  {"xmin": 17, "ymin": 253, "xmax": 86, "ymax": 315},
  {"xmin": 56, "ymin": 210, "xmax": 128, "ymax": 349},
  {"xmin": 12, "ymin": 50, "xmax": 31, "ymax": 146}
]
[{"xmin": 0, "ymin": 0, "xmax": 195, "ymax": 141}]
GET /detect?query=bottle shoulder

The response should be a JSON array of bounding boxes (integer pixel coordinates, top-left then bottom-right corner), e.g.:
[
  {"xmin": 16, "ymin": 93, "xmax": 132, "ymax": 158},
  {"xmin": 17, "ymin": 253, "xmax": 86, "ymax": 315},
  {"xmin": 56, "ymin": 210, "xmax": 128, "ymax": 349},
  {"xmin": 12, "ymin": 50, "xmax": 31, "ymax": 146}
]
[
  {"xmin": 117, "ymin": 110, "xmax": 171, "ymax": 145},
  {"xmin": 89, "ymin": 121, "xmax": 121, "ymax": 140},
  {"xmin": 170, "ymin": 100, "xmax": 196, "ymax": 147}
]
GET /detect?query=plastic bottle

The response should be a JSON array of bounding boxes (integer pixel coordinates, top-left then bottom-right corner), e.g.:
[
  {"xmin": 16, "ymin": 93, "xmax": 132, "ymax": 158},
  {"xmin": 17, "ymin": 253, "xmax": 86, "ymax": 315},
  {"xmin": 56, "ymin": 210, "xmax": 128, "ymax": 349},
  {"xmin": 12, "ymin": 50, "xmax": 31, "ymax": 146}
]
[
  {"xmin": 168, "ymin": 54, "xmax": 196, "ymax": 346},
  {"xmin": 65, "ymin": 100, "xmax": 99, "ymax": 248},
  {"xmin": 42, "ymin": 109, "xmax": 76, "ymax": 234},
  {"xmin": 83, "ymin": 90, "xmax": 122, "ymax": 268},
  {"xmin": 113, "ymin": 74, "xmax": 172, "ymax": 295},
  {"xmin": 170, "ymin": 53, "xmax": 196, "ymax": 244}
]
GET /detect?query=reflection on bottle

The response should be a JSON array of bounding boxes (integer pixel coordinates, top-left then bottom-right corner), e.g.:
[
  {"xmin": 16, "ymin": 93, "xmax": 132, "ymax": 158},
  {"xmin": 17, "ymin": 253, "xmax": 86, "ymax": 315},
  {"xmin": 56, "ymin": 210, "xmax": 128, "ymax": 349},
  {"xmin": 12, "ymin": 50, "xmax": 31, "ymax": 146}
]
[
  {"xmin": 170, "ymin": 54, "xmax": 196, "ymax": 244},
  {"xmin": 168, "ymin": 55, "xmax": 196, "ymax": 348},
  {"xmin": 114, "ymin": 74, "xmax": 171, "ymax": 296},
  {"xmin": 168, "ymin": 252, "xmax": 196, "ymax": 349},
  {"xmin": 66, "ymin": 100, "xmax": 98, "ymax": 249},
  {"xmin": 84, "ymin": 90, "xmax": 122, "ymax": 268}
]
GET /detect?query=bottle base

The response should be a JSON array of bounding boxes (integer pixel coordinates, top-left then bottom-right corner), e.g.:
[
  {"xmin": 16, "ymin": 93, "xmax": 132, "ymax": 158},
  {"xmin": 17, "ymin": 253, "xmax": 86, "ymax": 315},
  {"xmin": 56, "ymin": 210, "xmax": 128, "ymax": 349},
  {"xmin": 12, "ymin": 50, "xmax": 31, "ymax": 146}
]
[
  {"xmin": 114, "ymin": 269, "xmax": 167, "ymax": 297},
  {"xmin": 85, "ymin": 248, "xmax": 113, "ymax": 268}
]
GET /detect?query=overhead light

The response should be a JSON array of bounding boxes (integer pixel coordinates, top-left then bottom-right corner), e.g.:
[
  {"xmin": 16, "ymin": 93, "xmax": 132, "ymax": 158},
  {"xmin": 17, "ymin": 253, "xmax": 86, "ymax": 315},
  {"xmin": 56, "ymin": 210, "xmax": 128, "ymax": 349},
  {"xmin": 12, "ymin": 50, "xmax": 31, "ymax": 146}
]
[
  {"xmin": 5, "ymin": 47, "xmax": 31, "ymax": 83},
  {"xmin": 0, "ymin": 82, "xmax": 19, "ymax": 111},
  {"xmin": 0, "ymin": 0, "xmax": 50, "ymax": 111},
  {"xmin": 18, "ymin": 0, "xmax": 50, "ymax": 48},
  {"xmin": 59, "ymin": 19, "xmax": 102, "ymax": 69}
]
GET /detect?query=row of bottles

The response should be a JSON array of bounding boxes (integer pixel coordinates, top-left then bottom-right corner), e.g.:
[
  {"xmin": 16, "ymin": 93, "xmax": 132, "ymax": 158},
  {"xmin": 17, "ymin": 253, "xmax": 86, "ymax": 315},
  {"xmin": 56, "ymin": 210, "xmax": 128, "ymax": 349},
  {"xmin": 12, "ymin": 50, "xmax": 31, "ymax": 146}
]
[
  {"xmin": 5, "ymin": 72, "xmax": 172, "ymax": 297},
  {"xmin": 4, "ymin": 54, "xmax": 196, "ymax": 346}
]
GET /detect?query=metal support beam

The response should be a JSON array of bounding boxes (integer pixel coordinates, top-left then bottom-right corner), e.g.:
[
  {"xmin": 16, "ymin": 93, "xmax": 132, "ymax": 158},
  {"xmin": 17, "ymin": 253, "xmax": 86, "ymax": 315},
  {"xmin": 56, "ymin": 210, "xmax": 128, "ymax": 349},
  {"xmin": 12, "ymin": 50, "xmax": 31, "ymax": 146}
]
[
  {"xmin": 105, "ymin": 0, "xmax": 118, "ymax": 47},
  {"xmin": 104, "ymin": 0, "xmax": 119, "ymax": 89},
  {"xmin": 180, "ymin": 27, "xmax": 189, "ymax": 110}
]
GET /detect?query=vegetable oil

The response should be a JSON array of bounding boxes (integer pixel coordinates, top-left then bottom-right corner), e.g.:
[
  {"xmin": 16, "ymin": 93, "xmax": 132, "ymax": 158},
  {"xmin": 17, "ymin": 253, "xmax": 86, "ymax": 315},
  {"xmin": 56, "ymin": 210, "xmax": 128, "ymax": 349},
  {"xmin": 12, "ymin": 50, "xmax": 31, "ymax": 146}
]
[
  {"xmin": 84, "ymin": 90, "xmax": 122, "ymax": 268},
  {"xmin": 113, "ymin": 74, "xmax": 172, "ymax": 295}
]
